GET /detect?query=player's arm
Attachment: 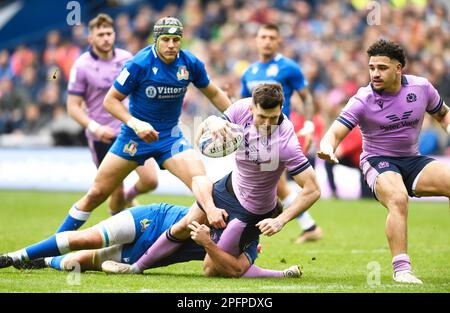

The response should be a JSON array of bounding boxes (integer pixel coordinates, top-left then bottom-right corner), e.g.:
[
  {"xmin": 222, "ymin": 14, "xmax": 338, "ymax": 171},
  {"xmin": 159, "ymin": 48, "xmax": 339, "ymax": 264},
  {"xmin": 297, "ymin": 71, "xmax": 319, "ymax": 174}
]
[
  {"xmin": 199, "ymin": 81, "xmax": 232, "ymax": 113},
  {"xmin": 296, "ymin": 87, "xmax": 315, "ymax": 153},
  {"xmin": 429, "ymin": 101, "xmax": 450, "ymax": 136},
  {"xmin": 256, "ymin": 166, "xmax": 320, "ymax": 237},
  {"xmin": 188, "ymin": 221, "xmax": 250, "ymax": 278},
  {"xmin": 195, "ymin": 115, "xmax": 234, "ymax": 147},
  {"xmin": 317, "ymin": 120, "xmax": 351, "ymax": 164},
  {"xmin": 67, "ymin": 94, "xmax": 115, "ymax": 144},
  {"xmin": 103, "ymin": 86, "xmax": 159, "ymax": 143}
]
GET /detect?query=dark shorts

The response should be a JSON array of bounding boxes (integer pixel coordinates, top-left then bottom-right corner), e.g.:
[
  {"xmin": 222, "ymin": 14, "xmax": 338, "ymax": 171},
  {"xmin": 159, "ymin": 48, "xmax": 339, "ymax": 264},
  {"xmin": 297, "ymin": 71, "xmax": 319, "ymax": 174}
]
[
  {"xmin": 87, "ymin": 138, "xmax": 117, "ymax": 168},
  {"xmin": 196, "ymin": 173, "xmax": 277, "ymax": 261},
  {"xmin": 361, "ymin": 155, "xmax": 435, "ymax": 197}
]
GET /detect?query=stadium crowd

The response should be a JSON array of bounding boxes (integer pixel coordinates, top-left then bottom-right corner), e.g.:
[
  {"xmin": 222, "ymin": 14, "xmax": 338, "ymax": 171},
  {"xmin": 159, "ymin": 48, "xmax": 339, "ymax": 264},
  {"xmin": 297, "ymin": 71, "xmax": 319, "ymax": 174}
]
[{"xmin": 0, "ymin": 0, "xmax": 448, "ymax": 154}]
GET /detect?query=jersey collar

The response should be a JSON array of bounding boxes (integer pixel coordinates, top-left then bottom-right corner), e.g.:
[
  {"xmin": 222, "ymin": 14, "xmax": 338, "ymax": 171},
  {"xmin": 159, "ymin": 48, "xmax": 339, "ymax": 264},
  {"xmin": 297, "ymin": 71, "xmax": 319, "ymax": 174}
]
[{"xmin": 89, "ymin": 46, "xmax": 116, "ymax": 60}]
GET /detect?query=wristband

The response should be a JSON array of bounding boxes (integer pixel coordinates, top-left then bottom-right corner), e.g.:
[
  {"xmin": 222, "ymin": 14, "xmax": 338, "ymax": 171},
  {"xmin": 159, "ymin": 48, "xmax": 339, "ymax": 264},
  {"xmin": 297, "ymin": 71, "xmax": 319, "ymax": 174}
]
[{"xmin": 87, "ymin": 120, "xmax": 100, "ymax": 133}]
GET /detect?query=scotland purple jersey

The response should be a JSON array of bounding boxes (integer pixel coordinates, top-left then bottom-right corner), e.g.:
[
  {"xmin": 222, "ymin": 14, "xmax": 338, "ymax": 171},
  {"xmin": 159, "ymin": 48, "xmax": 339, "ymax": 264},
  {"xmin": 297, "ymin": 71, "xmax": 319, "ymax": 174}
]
[
  {"xmin": 68, "ymin": 48, "xmax": 132, "ymax": 141},
  {"xmin": 223, "ymin": 98, "xmax": 311, "ymax": 215},
  {"xmin": 337, "ymin": 75, "xmax": 443, "ymax": 163}
]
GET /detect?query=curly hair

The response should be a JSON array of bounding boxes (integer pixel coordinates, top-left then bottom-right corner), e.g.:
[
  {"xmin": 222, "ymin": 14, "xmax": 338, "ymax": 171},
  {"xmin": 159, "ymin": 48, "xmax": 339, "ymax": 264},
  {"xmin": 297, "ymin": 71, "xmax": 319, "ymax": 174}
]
[
  {"xmin": 252, "ymin": 83, "xmax": 284, "ymax": 109},
  {"xmin": 367, "ymin": 39, "xmax": 406, "ymax": 68}
]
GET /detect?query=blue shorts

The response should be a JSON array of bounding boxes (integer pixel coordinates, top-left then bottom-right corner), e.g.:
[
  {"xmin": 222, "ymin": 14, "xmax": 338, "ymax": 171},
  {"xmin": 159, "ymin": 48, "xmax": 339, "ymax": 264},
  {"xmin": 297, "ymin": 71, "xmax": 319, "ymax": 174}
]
[
  {"xmin": 109, "ymin": 126, "xmax": 192, "ymax": 168},
  {"xmin": 362, "ymin": 155, "xmax": 435, "ymax": 197}
]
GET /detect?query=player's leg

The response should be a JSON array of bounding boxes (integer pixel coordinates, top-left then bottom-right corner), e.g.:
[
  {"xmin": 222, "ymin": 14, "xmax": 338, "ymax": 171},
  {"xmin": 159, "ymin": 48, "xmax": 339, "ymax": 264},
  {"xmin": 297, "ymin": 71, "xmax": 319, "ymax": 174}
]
[
  {"xmin": 277, "ymin": 172, "xmax": 322, "ymax": 244},
  {"xmin": 56, "ymin": 153, "xmax": 138, "ymax": 232},
  {"xmin": 413, "ymin": 161, "xmax": 450, "ymax": 199},
  {"xmin": 5, "ymin": 209, "xmax": 138, "ymax": 269},
  {"xmin": 108, "ymin": 183, "xmax": 126, "ymax": 215},
  {"xmin": 374, "ymin": 172, "xmax": 422, "ymax": 284},
  {"xmin": 124, "ymin": 159, "xmax": 159, "ymax": 205}
]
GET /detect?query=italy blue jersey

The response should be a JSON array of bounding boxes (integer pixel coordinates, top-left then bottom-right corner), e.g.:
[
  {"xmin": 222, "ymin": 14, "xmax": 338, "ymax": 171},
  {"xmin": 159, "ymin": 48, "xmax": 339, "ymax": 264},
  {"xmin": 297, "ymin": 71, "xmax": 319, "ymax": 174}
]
[
  {"xmin": 121, "ymin": 203, "xmax": 259, "ymax": 266},
  {"xmin": 114, "ymin": 44, "xmax": 210, "ymax": 136},
  {"xmin": 241, "ymin": 53, "xmax": 308, "ymax": 117}
]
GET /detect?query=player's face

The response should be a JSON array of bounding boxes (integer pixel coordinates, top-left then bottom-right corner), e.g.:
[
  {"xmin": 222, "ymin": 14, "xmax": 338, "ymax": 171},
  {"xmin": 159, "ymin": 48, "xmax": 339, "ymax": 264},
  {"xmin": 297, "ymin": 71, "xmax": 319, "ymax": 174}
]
[
  {"xmin": 256, "ymin": 28, "xmax": 280, "ymax": 59},
  {"xmin": 89, "ymin": 26, "xmax": 115, "ymax": 53},
  {"xmin": 368, "ymin": 56, "xmax": 402, "ymax": 92},
  {"xmin": 157, "ymin": 35, "xmax": 182, "ymax": 63},
  {"xmin": 250, "ymin": 103, "xmax": 282, "ymax": 135}
]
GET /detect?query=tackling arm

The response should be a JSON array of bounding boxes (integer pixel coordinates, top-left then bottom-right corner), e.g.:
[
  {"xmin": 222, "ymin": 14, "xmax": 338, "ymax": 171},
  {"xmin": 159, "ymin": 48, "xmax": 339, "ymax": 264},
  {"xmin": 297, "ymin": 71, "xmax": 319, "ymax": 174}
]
[
  {"xmin": 200, "ymin": 81, "xmax": 232, "ymax": 113},
  {"xmin": 188, "ymin": 221, "xmax": 251, "ymax": 278},
  {"xmin": 317, "ymin": 121, "xmax": 352, "ymax": 164}
]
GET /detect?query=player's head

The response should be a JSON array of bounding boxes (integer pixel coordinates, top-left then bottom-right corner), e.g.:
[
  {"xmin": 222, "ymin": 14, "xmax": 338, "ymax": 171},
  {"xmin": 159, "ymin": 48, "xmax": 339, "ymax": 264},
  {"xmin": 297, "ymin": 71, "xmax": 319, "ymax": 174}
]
[
  {"xmin": 367, "ymin": 39, "xmax": 406, "ymax": 92},
  {"xmin": 153, "ymin": 16, "xmax": 183, "ymax": 64},
  {"xmin": 250, "ymin": 83, "xmax": 284, "ymax": 134},
  {"xmin": 256, "ymin": 24, "xmax": 281, "ymax": 60},
  {"xmin": 88, "ymin": 13, "xmax": 115, "ymax": 54}
]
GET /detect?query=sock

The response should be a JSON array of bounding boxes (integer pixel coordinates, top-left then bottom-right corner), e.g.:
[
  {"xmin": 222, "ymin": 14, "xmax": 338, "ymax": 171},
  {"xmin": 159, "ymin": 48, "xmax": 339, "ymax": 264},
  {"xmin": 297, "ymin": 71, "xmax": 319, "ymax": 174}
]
[
  {"xmin": 282, "ymin": 192, "xmax": 297, "ymax": 208},
  {"xmin": 392, "ymin": 254, "xmax": 411, "ymax": 273},
  {"xmin": 297, "ymin": 211, "xmax": 316, "ymax": 231},
  {"xmin": 124, "ymin": 185, "xmax": 139, "ymax": 201},
  {"xmin": 242, "ymin": 265, "xmax": 284, "ymax": 278},
  {"xmin": 216, "ymin": 219, "xmax": 246, "ymax": 256},
  {"xmin": 56, "ymin": 205, "xmax": 91, "ymax": 233},
  {"xmin": 45, "ymin": 255, "xmax": 67, "ymax": 270},
  {"xmin": 134, "ymin": 228, "xmax": 184, "ymax": 272},
  {"xmin": 9, "ymin": 233, "xmax": 71, "ymax": 261}
]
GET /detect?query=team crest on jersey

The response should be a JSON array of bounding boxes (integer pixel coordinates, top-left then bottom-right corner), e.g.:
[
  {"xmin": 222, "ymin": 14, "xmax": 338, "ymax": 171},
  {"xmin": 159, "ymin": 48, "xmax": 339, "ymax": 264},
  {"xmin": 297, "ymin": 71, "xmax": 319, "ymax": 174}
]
[
  {"xmin": 266, "ymin": 64, "xmax": 279, "ymax": 77},
  {"xmin": 378, "ymin": 161, "xmax": 390, "ymax": 169},
  {"xmin": 140, "ymin": 219, "xmax": 151, "ymax": 232},
  {"xmin": 376, "ymin": 99, "xmax": 384, "ymax": 109},
  {"xmin": 406, "ymin": 93, "xmax": 417, "ymax": 103},
  {"xmin": 123, "ymin": 140, "xmax": 138, "ymax": 156},
  {"xmin": 177, "ymin": 66, "xmax": 189, "ymax": 80}
]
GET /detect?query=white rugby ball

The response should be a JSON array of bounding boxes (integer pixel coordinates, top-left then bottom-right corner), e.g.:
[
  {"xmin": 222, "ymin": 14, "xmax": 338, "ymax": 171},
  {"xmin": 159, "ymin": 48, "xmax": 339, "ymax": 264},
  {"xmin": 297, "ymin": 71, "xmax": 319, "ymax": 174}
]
[{"xmin": 199, "ymin": 125, "xmax": 244, "ymax": 158}]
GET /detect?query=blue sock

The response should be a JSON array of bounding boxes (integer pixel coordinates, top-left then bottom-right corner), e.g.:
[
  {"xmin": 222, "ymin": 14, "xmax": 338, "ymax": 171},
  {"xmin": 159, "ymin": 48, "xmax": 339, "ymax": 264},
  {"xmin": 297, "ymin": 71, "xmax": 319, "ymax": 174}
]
[
  {"xmin": 47, "ymin": 255, "xmax": 67, "ymax": 270},
  {"xmin": 56, "ymin": 205, "xmax": 91, "ymax": 233},
  {"xmin": 25, "ymin": 233, "xmax": 71, "ymax": 260}
]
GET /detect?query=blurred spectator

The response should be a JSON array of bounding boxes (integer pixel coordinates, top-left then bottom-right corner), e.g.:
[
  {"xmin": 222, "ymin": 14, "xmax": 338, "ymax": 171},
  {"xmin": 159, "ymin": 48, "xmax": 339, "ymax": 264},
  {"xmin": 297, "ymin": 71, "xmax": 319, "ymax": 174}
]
[
  {"xmin": 0, "ymin": 50, "xmax": 13, "ymax": 79},
  {"xmin": 0, "ymin": 78, "xmax": 27, "ymax": 134}
]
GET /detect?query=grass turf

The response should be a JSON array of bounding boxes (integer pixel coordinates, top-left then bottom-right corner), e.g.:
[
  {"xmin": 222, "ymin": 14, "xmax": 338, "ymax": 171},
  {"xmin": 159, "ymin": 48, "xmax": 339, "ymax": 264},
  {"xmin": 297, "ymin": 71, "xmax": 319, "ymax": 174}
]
[{"xmin": 0, "ymin": 190, "xmax": 448, "ymax": 293}]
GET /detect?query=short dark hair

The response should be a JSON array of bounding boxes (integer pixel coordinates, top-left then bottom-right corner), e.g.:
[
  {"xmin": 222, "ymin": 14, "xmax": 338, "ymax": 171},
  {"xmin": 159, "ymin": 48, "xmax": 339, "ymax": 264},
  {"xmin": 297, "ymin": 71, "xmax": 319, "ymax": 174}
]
[
  {"xmin": 89, "ymin": 13, "xmax": 114, "ymax": 31},
  {"xmin": 367, "ymin": 39, "xmax": 406, "ymax": 68},
  {"xmin": 258, "ymin": 23, "xmax": 280, "ymax": 34},
  {"xmin": 252, "ymin": 83, "xmax": 284, "ymax": 109}
]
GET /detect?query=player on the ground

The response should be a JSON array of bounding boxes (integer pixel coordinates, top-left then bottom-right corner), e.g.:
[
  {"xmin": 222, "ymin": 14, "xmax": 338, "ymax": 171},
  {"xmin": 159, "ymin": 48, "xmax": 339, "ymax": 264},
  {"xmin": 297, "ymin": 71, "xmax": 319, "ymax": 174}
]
[
  {"xmin": 67, "ymin": 13, "xmax": 157, "ymax": 216},
  {"xmin": 0, "ymin": 203, "xmax": 300, "ymax": 278},
  {"xmin": 103, "ymin": 83, "xmax": 321, "ymax": 275},
  {"xmin": 55, "ymin": 16, "xmax": 232, "ymax": 233},
  {"xmin": 241, "ymin": 24, "xmax": 322, "ymax": 243},
  {"xmin": 317, "ymin": 39, "xmax": 450, "ymax": 284}
]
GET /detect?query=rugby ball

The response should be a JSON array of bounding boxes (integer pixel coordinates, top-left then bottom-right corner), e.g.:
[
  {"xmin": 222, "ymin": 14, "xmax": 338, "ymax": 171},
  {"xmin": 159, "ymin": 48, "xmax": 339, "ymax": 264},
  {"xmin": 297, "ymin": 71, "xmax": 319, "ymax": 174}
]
[{"xmin": 199, "ymin": 125, "xmax": 244, "ymax": 158}]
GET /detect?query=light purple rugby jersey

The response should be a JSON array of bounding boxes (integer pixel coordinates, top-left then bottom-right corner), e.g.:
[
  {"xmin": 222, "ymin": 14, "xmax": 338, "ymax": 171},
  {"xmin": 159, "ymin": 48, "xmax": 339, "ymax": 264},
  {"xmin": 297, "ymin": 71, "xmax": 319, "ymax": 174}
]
[
  {"xmin": 338, "ymin": 75, "xmax": 443, "ymax": 163},
  {"xmin": 223, "ymin": 98, "xmax": 311, "ymax": 215},
  {"xmin": 67, "ymin": 48, "xmax": 132, "ymax": 140}
]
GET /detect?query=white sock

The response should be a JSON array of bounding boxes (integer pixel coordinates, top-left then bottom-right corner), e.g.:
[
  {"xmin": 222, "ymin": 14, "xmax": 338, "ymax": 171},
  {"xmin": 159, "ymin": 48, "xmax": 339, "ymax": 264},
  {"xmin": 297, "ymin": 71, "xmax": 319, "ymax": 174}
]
[
  {"xmin": 55, "ymin": 232, "xmax": 71, "ymax": 254},
  {"xmin": 282, "ymin": 192, "xmax": 297, "ymax": 208},
  {"xmin": 297, "ymin": 211, "xmax": 316, "ymax": 231},
  {"xmin": 8, "ymin": 249, "xmax": 28, "ymax": 262}
]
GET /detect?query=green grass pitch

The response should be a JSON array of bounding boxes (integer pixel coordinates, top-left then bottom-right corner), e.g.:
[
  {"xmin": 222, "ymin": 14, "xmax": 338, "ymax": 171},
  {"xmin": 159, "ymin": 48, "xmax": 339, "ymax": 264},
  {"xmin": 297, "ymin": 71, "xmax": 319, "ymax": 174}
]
[{"xmin": 0, "ymin": 190, "xmax": 448, "ymax": 293}]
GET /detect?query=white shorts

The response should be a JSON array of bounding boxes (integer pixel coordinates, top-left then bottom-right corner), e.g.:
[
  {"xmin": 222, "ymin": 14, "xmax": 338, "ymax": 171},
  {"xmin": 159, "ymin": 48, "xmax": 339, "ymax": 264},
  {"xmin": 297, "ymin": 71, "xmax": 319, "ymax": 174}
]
[{"xmin": 95, "ymin": 209, "xmax": 136, "ymax": 247}]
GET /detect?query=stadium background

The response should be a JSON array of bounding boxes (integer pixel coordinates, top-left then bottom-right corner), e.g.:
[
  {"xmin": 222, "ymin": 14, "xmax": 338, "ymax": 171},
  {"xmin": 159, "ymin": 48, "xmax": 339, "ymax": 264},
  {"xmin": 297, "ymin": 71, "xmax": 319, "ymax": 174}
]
[{"xmin": 0, "ymin": 0, "xmax": 449, "ymax": 293}]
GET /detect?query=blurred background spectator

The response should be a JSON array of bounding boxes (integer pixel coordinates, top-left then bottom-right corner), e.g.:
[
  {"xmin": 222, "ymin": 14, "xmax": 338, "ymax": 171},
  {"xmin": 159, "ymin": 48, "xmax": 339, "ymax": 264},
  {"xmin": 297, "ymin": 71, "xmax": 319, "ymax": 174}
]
[{"xmin": 0, "ymin": 0, "xmax": 448, "ymax": 155}]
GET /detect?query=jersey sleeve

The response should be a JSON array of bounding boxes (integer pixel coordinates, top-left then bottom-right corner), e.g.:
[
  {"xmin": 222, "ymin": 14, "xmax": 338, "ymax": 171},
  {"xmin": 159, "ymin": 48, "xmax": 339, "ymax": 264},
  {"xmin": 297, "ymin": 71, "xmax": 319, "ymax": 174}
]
[
  {"xmin": 425, "ymin": 79, "xmax": 444, "ymax": 114},
  {"xmin": 222, "ymin": 98, "xmax": 249, "ymax": 124},
  {"xmin": 281, "ymin": 126, "xmax": 311, "ymax": 177},
  {"xmin": 240, "ymin": 72, "xmax": 251, "ymax": 98},
  {"xmin": 113, "ymin": 60, "xmax": 142, "ymax": 96},
  {"xmin": 67, "ymin": 60, "xmax": 87, "ymax": 97},
  {"xmin": 337, "ymin": 96, "xmax": 363, "ymax": 130},
  {"xmin": 289, "ymin": 63, "xmax": 308, "ymax": 91},
  {"xmin": 191, "ymin": 57, "xmax": 210, "ymax": 89}
]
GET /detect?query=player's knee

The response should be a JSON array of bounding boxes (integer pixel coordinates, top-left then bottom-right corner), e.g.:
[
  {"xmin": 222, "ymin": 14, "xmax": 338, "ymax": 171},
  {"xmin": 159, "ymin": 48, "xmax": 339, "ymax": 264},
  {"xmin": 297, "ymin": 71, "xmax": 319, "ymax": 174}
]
[
  {"xmin": 387, "ymin": 192, "xmax": 409, "ymax": 215},
  {"xmin": 141, "ymin": 176, "xmax": 158, "ymax": 191},
  {"xmin": 86, "ymin": 185, "xmax": 110, "ymax": 205}
]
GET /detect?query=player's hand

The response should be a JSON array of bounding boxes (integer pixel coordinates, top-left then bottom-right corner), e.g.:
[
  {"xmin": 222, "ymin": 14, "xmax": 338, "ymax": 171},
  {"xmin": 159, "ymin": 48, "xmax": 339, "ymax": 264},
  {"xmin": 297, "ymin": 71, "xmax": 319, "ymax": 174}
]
[
  {"xmin": 95, "ymin": 125, "xmax": 116, "ymax": 144},
  {"xmin": 206, "ymin": 116, "xmax": 234, "ymax": 142},
  {"xmin": 205, "ymin": 206, "xmax": 228, "ymax": 229},
  {"xmin": 317, "ymin": 141, "xmax": 339, "ymax": 164},
  {"xmin": 127, "ymin": 117, "xmax": 159, "ymax": 143},
  {"xmin": 188, "ymin": 221, "xmax": 212, "ymax": 246},
  {"xmin": 296, "ymin": 120, "xmax": 314, "ymax": 153},
  {"xmin": 256, "ymin": 218, "xmax": 283, "ymax": 236}
]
